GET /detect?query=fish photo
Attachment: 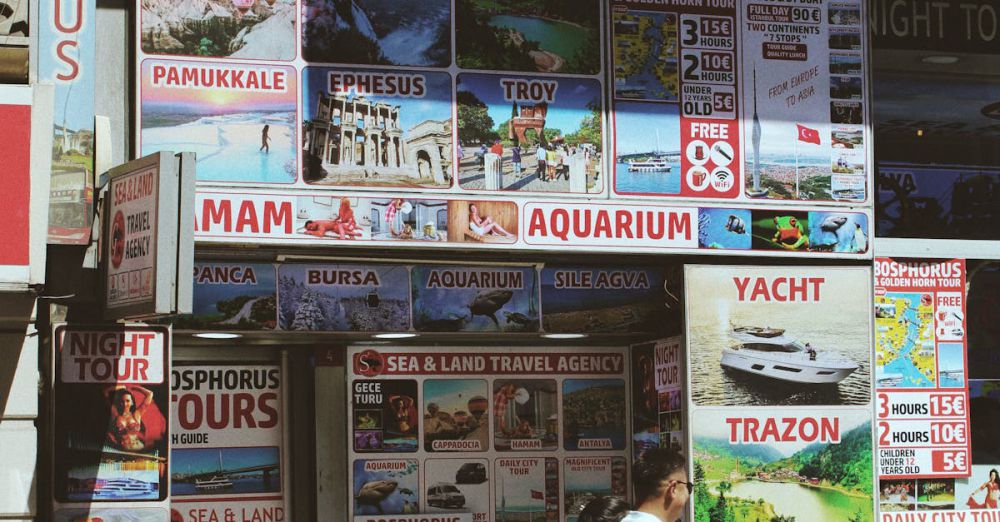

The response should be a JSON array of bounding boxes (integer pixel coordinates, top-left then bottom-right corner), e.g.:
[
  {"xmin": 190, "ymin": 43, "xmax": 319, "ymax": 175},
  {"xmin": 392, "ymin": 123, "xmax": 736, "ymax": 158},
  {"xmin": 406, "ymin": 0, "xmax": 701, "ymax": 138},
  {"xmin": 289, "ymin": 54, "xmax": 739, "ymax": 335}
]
[
  {"xmin": 411, "ymin": 266, "xmax": 538, "ymax": 332},
  {"xmin": 352, "ymin": 459, "xmax": 419, "ymax": 515}
]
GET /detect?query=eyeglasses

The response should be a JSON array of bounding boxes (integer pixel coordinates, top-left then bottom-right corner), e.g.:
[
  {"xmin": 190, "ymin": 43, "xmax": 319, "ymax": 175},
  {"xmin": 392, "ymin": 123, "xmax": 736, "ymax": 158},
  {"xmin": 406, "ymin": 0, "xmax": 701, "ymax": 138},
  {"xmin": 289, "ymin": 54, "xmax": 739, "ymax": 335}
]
[{"xmin": 673, "ymin": 480, "xmax": 696, "ymax": 490}]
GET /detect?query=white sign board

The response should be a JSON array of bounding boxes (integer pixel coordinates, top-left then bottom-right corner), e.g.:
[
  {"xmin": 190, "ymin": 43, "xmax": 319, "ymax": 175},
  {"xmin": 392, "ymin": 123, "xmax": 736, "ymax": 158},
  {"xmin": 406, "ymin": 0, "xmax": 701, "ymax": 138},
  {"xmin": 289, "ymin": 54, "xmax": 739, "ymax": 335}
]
[{"xmin": 103, "ymin": 152, "xmax": 192, "ymax": 320}]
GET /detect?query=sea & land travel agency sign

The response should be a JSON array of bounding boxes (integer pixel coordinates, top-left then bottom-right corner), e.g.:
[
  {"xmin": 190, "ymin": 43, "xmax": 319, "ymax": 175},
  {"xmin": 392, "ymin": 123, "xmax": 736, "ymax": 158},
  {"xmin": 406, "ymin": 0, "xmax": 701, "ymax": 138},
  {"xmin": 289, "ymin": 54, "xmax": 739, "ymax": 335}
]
[{"xmin": 103, "ymin": 152, "xmax": 193, "ymax": 320}]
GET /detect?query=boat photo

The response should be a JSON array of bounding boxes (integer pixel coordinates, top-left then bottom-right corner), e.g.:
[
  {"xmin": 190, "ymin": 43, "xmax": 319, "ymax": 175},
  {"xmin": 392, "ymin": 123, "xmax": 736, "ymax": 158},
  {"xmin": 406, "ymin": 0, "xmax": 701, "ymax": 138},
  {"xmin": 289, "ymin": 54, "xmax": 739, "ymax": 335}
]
[
  {"xmin": 721, "ymin": 324, "xmax": 860, "ymax": 384},
  {"xmin": 92, "ymin": 478, "xmax": 156, "ymax": 499},
  {"xmin": 195, "ymin": 450, "xmax": 235, "ymax": 491},
  {"xmin": 627, "ymin": 156, "xmax": 671, "ymax": 172},
  {"xmin": 195, "ymin": 475, "xmax": 234, "ymax": 492}
]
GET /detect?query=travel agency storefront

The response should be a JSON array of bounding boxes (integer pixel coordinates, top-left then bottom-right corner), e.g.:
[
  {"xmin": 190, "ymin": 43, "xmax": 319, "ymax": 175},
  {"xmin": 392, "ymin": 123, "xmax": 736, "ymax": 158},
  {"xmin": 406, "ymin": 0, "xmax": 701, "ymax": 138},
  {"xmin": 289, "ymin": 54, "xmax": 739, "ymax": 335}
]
[{"xmin": 55, "ymin": 0, "xmax": 907, "ymax": 520}]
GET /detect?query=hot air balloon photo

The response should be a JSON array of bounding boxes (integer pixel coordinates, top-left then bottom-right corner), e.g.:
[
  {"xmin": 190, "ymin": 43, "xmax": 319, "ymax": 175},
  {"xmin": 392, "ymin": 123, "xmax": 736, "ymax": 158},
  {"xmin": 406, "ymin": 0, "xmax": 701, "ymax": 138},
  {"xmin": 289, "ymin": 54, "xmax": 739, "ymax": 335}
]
[{"xmin": 140, "ymin": 0, "xmax": 294, "ymax": 61}]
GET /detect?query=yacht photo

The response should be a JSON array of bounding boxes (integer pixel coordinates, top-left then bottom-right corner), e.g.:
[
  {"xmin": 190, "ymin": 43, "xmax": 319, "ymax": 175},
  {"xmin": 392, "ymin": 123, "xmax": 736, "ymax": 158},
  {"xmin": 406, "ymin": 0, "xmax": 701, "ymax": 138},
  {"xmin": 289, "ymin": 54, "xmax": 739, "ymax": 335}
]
[
  {"xmin": 92, "ymin": 478, "xmax": 156, "ymax": 499},
  {"xmin": 721, "ymin": 325, "xmax": 860, "ymax": 384},
  {"xmin": 627, "ymin": 156, "xmax": 671, "ymax": 172},
  {"xmin": 195, "ymin": 474, "xmax": 234, "ymax": 491}
]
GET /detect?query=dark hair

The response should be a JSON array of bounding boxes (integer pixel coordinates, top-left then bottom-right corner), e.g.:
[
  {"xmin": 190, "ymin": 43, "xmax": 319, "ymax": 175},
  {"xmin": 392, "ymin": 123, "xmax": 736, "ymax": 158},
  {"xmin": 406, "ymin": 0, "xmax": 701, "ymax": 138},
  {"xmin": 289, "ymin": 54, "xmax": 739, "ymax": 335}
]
[
  {"xmin": 579, "ymin": 496, "xmax": 629, "ymax": 522},
  {"xmin": 633, "ymin": 448, "xmax": 688, "ymax": 504},
  {"xmin": 991, "ymin": 469, "xmax": 999, "ymax": 483},
  {"xmin": 113, "ymin": 389, "xmax": 136, "ymax": 414}
]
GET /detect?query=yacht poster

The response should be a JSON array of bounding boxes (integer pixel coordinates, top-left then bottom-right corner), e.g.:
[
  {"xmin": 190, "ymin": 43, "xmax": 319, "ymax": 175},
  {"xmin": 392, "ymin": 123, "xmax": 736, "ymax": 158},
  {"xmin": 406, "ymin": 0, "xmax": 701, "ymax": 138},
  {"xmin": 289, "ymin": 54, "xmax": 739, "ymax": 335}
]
[
  {"xmin": 53, "ymin": 325, "xmax": 170, "ymax": 504},
  {"xmin": 685, "ymin": 265, "xmax": 872, "ymax": 406},
  {"xmin": 410, "ymin": 265, "xmax": 539, "ymax": 333},
  {"xmin": 173, "ymin": 262, "xmax": 277, "ymax": 330},
  {"xmin": 276, "ymin": 263, "xmax": 411, "ymax": 331},
  {"xmin": 139, "ymin": 59, "xmax": 298, "ymax": 184},
  {"xmin": 610, "ymin": 0, "xmax": 742, "ymax": 199},
  {"xmin": 874, "ymin": 258, "xmax": 971, "ymax": 479},
  {"xmin": 169, "ymin": 365, "xmax": 285, "ymax": 522},
  {"xmin": 301, "ymin": 67, "xmax": 454, "ymax": 189},
  {"xmin": 741, "ymin": 0, "xmax": 869, "ymax": 202},
  {"xmin": 347, "ymin": 346, "xmax": 629, "ymax": 519},
  {"xmin": 692, "ymin": 408, "xmax": 874, "ymax": 522}
]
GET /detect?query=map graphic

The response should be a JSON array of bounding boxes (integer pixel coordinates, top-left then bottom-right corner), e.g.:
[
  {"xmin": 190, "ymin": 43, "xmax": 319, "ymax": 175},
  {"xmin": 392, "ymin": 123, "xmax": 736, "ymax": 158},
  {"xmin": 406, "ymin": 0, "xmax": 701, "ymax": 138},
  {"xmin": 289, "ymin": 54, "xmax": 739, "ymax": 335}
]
[
  {"xmin": 612, "ymin": 11, "xmax": 679, "ymax": 102},
  {"xmin": 875, "ymin": 293, "xmax": 936, "ymax": 388}
]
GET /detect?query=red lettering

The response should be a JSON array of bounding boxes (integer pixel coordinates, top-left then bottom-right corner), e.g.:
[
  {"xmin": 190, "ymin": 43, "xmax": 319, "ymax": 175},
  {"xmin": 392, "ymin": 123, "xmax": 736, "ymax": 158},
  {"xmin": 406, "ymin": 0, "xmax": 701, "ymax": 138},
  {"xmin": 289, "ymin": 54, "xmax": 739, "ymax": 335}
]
[
  {"xmin": 733, "ymin": 277, "xmax": 750, "ymax": 300},
  {"xmin": 54, "ymin": 0, "xmax": 84, "ymax": 33},
  {"xmin": 615, "ymin": 211, "xmax": 633, "ymax": 238},
  {"xmin": 206, "ymin": 393, "xmax": 230, "ymax": 430},
  {"xmin": 257, "ymin": 393, "xmax": 279, "ymax": 428},
  {"xmin": 527, "ymin": 209, "xmax": 547, "ymax": 236},
  {"xmin": 264, "ymin": 201, "xmax": 292, "ymax": 234},
  {"xmin": 234, "ymin": 393, "xmax": 256, "ymax": 428},
  {"xmin": 55, "ymin": 41, "xmax": 79, "ymax": 81},
  {"xmin": 669, "ymin": 212, "xmax": 691, "ymax": 240},
  {"xmin": 202, "ymin": 200, "xmax": 232, "ymax": 232},
  {"xmin": 236, "ymin": 201, "xmax": 259, "ymax": 233},
  {"xmin": 177, "ymin": 394, "xmax": 202, "ymax": 430}
]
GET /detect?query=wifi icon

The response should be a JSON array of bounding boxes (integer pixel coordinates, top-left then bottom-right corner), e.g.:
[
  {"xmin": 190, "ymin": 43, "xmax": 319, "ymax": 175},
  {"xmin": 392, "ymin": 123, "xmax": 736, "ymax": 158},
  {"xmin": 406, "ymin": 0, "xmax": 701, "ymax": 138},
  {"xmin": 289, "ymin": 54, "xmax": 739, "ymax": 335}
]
[{"xmin": 712, "ymin": 167, "xmax": 734, "ymax": 191}]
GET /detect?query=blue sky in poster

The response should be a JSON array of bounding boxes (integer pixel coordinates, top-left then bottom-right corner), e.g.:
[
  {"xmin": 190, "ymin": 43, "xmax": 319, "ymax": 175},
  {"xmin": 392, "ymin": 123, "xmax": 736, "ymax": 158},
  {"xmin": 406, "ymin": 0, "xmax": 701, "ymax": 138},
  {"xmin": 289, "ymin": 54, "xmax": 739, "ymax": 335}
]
[
  {"xmin": 38, "ymin": 0, "xmax": 96, "ymax": 132},
  {"xmin": 172, "ymin": 446, "xmax": 279, "ymax": 476},
  {"xmin": 457, "ymin": 73, "xmax": 600, "ymax": 136},
  {"xmin": 614, "ymin": 101, "xmax": 681, "ymax": 155},
  {"xmin": 302, "ymin": 67, "xmax": 452, "ymax": 133},
  {"xmin": 192, "ymin": 263, "xmax": 276, "ymax": 316}
]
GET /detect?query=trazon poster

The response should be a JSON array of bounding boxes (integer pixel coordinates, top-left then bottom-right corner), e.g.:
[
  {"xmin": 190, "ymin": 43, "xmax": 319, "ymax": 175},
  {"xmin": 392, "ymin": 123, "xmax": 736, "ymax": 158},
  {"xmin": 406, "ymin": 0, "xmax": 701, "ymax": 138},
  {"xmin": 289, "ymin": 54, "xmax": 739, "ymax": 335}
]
[
  {"xmin": 169, "ymin": 365, "xmax": 285, "ymax": 522},
  {"xmin": 347, "ymin": 346, "xmax": 630, "ymax": 520},
  {"xmin": 692, "ymin": 408, "xmax": 874, "ymax": 521}
]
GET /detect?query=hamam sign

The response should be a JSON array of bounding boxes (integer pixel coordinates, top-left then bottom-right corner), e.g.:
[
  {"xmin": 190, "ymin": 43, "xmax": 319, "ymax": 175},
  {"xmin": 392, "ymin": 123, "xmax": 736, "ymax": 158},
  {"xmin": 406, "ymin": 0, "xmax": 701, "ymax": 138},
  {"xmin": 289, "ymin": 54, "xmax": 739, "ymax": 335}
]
[{"xmin": 53, "ymin": 324, "xmax": 170, "ymax": 505}]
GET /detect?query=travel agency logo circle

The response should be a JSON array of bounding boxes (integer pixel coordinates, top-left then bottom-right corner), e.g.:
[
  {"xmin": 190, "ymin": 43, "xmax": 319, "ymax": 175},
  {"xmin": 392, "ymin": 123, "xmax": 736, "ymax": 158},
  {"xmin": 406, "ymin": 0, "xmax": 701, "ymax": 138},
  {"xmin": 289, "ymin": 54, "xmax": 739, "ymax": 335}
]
[{"xmin": 355, "ymin": 349, "xmax": 385, "ymax": 377}]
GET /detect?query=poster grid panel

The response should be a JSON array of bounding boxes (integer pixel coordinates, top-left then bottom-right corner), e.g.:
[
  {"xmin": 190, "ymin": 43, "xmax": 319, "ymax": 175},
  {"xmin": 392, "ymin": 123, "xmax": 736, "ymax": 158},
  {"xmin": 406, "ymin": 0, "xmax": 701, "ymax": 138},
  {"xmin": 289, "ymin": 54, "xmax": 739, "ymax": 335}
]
[
  {"xmin": 347, "ymin": 346, "xmax": 631, "ymax": 522},
  {"xmin": 684, "ymin": 265, "xmax": 876, "ymax": 522}
]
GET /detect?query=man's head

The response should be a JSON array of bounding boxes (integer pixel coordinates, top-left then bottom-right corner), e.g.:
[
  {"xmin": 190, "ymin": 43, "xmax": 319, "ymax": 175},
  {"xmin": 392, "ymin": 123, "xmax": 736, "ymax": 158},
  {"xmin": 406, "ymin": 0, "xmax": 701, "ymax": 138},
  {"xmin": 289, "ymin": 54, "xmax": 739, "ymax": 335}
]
[{"xmin": 633, "ymin": 448, "xmax": 690, "ymax": 521}]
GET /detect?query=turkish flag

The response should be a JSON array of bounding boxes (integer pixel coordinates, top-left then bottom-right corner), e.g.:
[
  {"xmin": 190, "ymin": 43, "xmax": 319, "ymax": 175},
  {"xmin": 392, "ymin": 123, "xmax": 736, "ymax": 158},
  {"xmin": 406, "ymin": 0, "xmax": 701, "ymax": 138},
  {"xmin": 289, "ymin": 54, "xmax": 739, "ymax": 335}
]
[
  {"xmin": 531, "ymin": 490, "xmax": 544, "ymax": 500},
  {"xmin": 796, "ymin": 124, "xmax": 821, "ymax": 145}
]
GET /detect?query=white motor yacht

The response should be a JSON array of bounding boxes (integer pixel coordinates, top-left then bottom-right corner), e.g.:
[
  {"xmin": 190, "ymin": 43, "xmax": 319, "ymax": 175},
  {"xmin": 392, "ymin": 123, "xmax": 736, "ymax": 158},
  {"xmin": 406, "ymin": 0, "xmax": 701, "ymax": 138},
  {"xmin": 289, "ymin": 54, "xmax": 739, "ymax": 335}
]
[
  {"xmin": 628, "ymin": 156, "xmax": 671, "ymax": 172},
  {"xmin": 721, "ymin": 326, "xmax": 859, "ymax": 384},
  {"xmin": 195, "ymin": 475, "xmax": 234, "ymax": 491}
]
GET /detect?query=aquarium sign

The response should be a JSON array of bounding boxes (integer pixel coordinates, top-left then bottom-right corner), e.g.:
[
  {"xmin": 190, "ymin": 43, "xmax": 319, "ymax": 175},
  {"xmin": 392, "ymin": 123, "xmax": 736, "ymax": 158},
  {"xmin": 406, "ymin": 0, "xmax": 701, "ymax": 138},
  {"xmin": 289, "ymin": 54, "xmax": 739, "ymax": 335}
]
[
  {"xmin": 522, "ymin": 202, "xmax": 697, "ymax": 248},
  {"xmin": 875, "ymin": 258, "xmax": 971, "ymax": 479},
  {"xmin": 169, "ymin": 364, "xmax": 286, "ymax": 522}
]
